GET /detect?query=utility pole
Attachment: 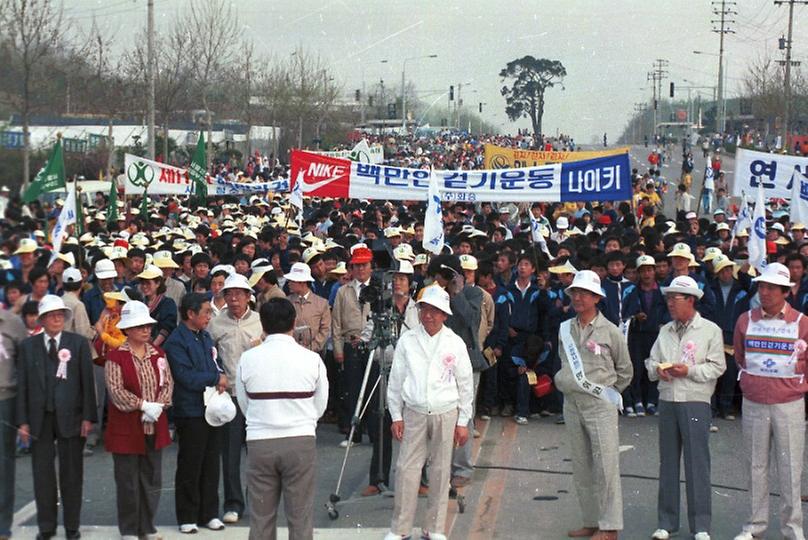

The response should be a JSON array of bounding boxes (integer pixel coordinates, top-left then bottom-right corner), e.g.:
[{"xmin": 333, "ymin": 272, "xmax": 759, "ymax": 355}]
[
  {"xmin": 647, "ymin": 60, "xmax": 667, "ymax": 141},
  {"xmin": 634, "ymin": 102, "xmax": 648, "ymax": 144},
  {"xmin": 775, "ymin": 0, "xmax": 807, "ymax": 150},
  {"xmin": 712, "ymin": 0, "xmax": 736, "ymax": 134},
  {"xmin": 146, "ymin": 0, "xmax": 155, "ymax": 161}
]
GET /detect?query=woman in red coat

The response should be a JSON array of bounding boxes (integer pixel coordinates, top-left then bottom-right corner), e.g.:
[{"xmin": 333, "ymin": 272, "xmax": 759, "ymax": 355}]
[{"xmin": 104, "ymin": 301, "xmax": 174, "ymax": 540}]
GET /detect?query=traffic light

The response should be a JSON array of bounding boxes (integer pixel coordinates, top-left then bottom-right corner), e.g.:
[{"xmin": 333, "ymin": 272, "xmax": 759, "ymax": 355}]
[
  {"xmin": 780, "ymin": 36, "xmax": 787, "ymax": 50},
  {"xmin": 387, "ymin": 102, "xmax": 397, "ymax": 119},
  {"xmin": 355, "ymin": 89, "xmax": 360, "ymax": 102},
  {"xmin": 479, "ymin": 102, "xmax": 483, "ymax": 113},
  {"xmin": 669, "ymin": 82, "xmax": 674, "ymax": 98},
  {"xmin": 449, "ymin": 85, "xmax": 454, "ymax": 101}
]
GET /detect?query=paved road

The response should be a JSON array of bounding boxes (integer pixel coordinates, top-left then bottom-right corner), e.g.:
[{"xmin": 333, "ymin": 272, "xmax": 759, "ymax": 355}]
[{"xmin": 11, "ymin": 411, "xmax": 807, "ymax": 539}]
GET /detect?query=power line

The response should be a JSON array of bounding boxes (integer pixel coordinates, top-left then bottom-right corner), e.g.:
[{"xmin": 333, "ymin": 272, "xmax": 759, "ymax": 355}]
[
  {"xmin": 775, "ymin": 0, "xmax": 808, "ymax": 147},
  {"xmin": 712, "ymin": 0, "xmax": 736, "ymax": 132}
]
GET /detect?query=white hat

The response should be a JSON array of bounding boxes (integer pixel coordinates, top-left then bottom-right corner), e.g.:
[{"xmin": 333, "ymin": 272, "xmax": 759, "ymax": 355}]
[
  {"xmin": 222, "ymin": 273, "xmax": 253, "ymax": 291},
  {"xmin": 565, "ymin": 270, "xmax": 605, "ymax": 297},
  {"xmin": 394, "ymin": 260, "xmax": 415, "ymax": 275},
  {"xmin": 248, "ymin": 266, "xmax": 273, "ymax": 288},
  {"xmin": 211, "ymin": 264, "xmax": 236, "ymax": 276},
  {"xmin": 413, "ymin": 253, "xmax": 428, "ymax": 266},
  {"xmin": 393, "ymin": 244, "xmax": 415, "ymax": 261},
  {"xmin": 668, "ymin": 242, "xmax": 692, "ymax": 259},
  {"xmin": 636, "ymin": 255, "xmax": 655, "ymax": 268},
  {"xmin": 137, "ymin": 264, "xmax": 163, "ymax": 280},
  {"xmin": 770, "ymin": 222, "xmax": 786, "ymax": 234},
  {"xmin": 153, "ymin": 250, "xmax": 179, "ymax": 269},
  {"xmin": 38, "ymin": 294, "xmax": 72, "ymax": 317},
  {"xmin": 62, "ymin": 267, "xmax": 82, "ymax": 284},
  {"xmin": 712, "ymin": 254, "xmax": 734, "ymax": 273},
  {"xmin": 685, "ymin": 211, "xmax": 698, "ymax": 220},
  {"xmin": 417, "ymin": 285, "xmax": 452, "ymax": 315},
  {"xmin": 14, "ymin": 238, "xmax": 37, "ymax": 255},
  {"xmin": 702, "ymin": 247, "xmax": 723, "ymax": 262},
  {"xmin": 302, "ymin": 247, "xmax": 323, "ymax": 264},
  {"xmin": 549, "ymin": 260, "xmax": 579, "ymax": 274},
  {"xmin": 284, "ymin": 262, "xmax": 314, "ymax": 282},
  {"xmin": 205, "ymin": 390, "xmax": 236, "ymax": 427},
  {"xmin": 94, "ymin": 259, "xmax": 117, "ymax": 280},
  {"xmin": 661, "ymin": 275, "xmax": 704, "ymax": 299},
  {"xmin": 556, "ymin": 216, "xmax": 569, "ymax": 230},
  {"xmin": 713, "ymin": 208, "xmax": 726, "ymax": 215},
  {"xmin": 752, "ymin": 262, "xmax": 794, "ymax": 287},
  {"xmin": 459, "ymin": 254, "xmax": 478, "ymax": 271},
  {"xmin": 384, "ymin": 226, "xmax": 402, "ymax": 238},
  {"xmin": 117, "ymin": 301, "xmax": 158, "ymax": 330}
]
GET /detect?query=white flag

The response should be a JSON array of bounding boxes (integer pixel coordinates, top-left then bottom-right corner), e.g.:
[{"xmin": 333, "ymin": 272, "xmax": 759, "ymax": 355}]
[
  {"xmin": 291, "ymin": 171, "xmax": 304, "ymax": 210},
  {"xmin": 530, "ymin": 212, "xmax": 552, "ymax": 259},
  {"xmin": 50, "ymin": 183, "xmax": 77, "ymax": 265},
  {"xmin": 749, "ymin": 181, "xmax": 767, "ymax": 272},
  {"xmin": 790, "ymin": 171, "xmax": 808, "ymax": 227},
  {"xmin": 423, "ymin": 172, "xmax": 444, "ymax": 255},
  {"xmin": 349, "ymin": 139, "xmax": 372, "ymax": 162}
]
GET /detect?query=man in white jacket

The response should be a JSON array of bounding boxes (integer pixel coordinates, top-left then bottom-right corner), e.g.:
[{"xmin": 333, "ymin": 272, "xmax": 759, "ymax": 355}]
[
  {"xmin": 236, "ymin": 297, "xmax": 328, "ymax": 540},
  {"xmin": 385, "ymin": 285, "xmax": 474, "ymax": 540}
]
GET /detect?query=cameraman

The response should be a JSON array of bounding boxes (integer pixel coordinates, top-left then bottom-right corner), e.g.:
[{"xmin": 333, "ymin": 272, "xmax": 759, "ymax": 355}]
[{"xmin": 331, "ymin": 245, "xmax": 373, "ymax": 448}]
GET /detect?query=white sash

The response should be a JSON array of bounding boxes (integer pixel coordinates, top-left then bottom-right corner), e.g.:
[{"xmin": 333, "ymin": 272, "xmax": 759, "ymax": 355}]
[{"xmin": 559, "ymin": 320, "xmax": 624, "ymax": 410}]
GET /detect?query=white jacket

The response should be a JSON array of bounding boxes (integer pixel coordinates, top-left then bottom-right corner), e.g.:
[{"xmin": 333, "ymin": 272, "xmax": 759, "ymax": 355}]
[
  {"xmin": 236, "ymin": 333, "xmax": 328, "ymax": 441},
  {"xmin": 387, "ymin": 324, "xmax": 474, "ymax": 425}
]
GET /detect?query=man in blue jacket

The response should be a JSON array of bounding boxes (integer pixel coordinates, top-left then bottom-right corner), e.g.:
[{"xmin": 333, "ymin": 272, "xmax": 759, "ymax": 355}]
[
  {"xmin": 165, "ymin": 293, "xmax": 228, "ymax": 534},
  {"xmin": 476, "ymin": 260, "xmax": 512, "ymax": 420},
  {"xmin": 505, "ymin": 254, "xmax": 540, "ymax": 423}
]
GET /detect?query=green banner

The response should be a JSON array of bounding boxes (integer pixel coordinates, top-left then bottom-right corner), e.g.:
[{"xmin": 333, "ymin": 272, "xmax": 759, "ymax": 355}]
[
  {"xmin": 189, "ymin": 132, "xmax": 207, "ymax": 207},
  {"xmin": 106, "ymin": 180, "xmax": 118, "ymax": 228},
  {"xmin": 23, "ymin": 138, "xmax": 65, "ymax": 203}
]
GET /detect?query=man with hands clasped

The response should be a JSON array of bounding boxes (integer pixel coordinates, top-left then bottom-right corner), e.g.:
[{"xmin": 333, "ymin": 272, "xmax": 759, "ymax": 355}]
[
  {"xmin": 384, "ymin": 286, "xmax": 474, "ymax": 540},
  {"xmin": 646, "ymin": 275, "xmax": 725, "ymax": 540}
]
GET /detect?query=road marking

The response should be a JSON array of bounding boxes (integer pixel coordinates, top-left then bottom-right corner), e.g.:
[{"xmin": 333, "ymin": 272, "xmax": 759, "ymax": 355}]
[
  {"xmin": 465, "ymin": 420, "xmax": 518, "ymax": 540},
  {"xmin": 12, "ymin": 500, "xmax": 37, "ymax": 532},
  {"xmin": 11, "ymin": 525, "xmax": 390, "ymax": 539}
]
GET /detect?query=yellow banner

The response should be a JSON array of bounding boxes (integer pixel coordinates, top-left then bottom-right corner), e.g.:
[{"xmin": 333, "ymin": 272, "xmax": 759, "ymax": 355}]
[{"xmin": 483, "ymin": 144, "xmax": 630, "ymax": 169}]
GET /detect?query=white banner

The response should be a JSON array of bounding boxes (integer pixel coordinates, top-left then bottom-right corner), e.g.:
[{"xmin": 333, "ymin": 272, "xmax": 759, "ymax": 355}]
[
  {"xmin": 124, "ymin": 154, "xmax": 288, "ymax": 196},
  {"xmin": 733, "ymin": 147, "xmax": 808, "ymax": 198},
  {"xmin": 315, "ymin": 139, "xmax": 384, "ymax": 164}
]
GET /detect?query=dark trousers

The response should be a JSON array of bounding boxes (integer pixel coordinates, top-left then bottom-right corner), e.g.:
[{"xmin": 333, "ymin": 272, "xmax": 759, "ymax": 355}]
[
  {"xmin": 657, "ymin": 401, "xmax": 712, "ymax": 534},
  {"xmin": 714, "ymin": 353, "xmax": 739, "ymax": 415},
  {"xmin": 247, "ymin": 436, "xmax": 316, "ymax": 540},
  {"xmin": 113, "ymin": 436, "xmax": 162, "ymax": 536},
  {"xmin": 496, "ymin": 353, "xmax": 513, "ymax": 406},
  {"xmin": 365, "ymin": 359, "xmax": 392, "ymax": 486},
  {"xmin": 339, "ymin": 343, "xmax": 368, "ymax": 441},
  {"xmin": 221, "ymin": 402, "xmax": 246, "ymax": 515},
  {"xmin": 323, "ymin": 350, "xmax": 343, "ymax": 426},
  {"xmin": 174, "ymin": 416, "xmax": 222, "ymax": 525},
  {"xmin": 625, "ymin": 332, "xmax": 659, "ymax": 407},
  {"xmin": 0, "ymin": 398, "xmax": 15, "ymax": 536},
  {"xmin": 30, "ymin": 412, "xmax": 85, "ymax": 535},
  {"xmin": 478, "ymin": 364, "xmax": 498, "ymax": 411}
]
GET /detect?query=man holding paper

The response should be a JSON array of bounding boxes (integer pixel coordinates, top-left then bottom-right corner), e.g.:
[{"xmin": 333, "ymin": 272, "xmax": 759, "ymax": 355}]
[
  {"xmin": 555, "ymin": 270, "xmax": 632, "ymax": 540},
  {"xmin": 645, "ymin": 276, "xmax": 725, "ymax": 540}
]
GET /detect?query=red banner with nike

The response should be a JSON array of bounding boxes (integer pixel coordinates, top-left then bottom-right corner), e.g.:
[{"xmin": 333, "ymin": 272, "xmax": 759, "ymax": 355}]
[{"xmin": 290, "ymin": 149, "xmax": 632, "ymax": 203}]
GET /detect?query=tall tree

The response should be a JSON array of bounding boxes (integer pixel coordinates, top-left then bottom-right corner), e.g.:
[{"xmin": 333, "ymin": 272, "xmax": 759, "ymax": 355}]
[
  {"xmin": 181, "ymin": 0, "xmax": 239, "ymax": 167},
  {"xmin": 1, "ymin": 0, "xmax": 68, "ymax": 189},
  {"xmin": 500, "ymin": 56, "xmax": 566, "ymax": 141}
]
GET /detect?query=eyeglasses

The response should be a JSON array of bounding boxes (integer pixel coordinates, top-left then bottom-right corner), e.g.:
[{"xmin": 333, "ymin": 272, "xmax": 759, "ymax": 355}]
[{"xmin": 664, "ymin": 294, "xmax": 688, "ymax": 303}]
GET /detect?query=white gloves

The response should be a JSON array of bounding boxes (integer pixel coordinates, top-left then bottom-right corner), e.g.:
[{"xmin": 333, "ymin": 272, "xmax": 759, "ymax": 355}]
[{"xmin": 140, "ymin": 401, "xmax": 164, "ymax": 423}]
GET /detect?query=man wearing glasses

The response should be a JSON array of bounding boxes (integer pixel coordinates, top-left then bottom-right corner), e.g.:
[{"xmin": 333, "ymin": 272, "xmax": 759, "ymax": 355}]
[
  {"xmin": 555, "ymin": 270, "xmax": 632, "ymax": 540},
  {"xmin": 646, "ymin": 276, "xmax": 725, "ymax": 540}
]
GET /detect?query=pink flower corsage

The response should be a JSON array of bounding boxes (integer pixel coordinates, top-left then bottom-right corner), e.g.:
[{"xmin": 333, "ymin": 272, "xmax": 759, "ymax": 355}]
[
  {"xmin": 585, "ymin": 339, "xmax": 602, "ymax": 356},
  {"xmin": 681, "ymin": 341, "xmax": 696, "ymax": 366},
  {"xmin": 56, "ymin": 348, "xmax": 71, "ymax": 380},
  {"xmin": 441, "ymin": 354, "xmax": 456, "ymax": 383},
  {"xmin": 157, "ymin": 357, "xmax": 167, "ymax": 387}
]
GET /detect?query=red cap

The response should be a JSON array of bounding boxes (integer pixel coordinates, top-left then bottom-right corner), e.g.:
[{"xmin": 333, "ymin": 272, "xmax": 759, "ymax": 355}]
[
  {"xmin": 597, "ymin": 215, "xmax": 612, "ymax": 225},
  {"xmin": 766, "ymin": 240, "xmax": 777, "ymax": 255},
  {"xmin": 113, "ymin": 239, "xmax": 129, "ymax": 249},
  {"xmin": 349, "ymin": 247, "xmax": 373, "ymax": 265}
]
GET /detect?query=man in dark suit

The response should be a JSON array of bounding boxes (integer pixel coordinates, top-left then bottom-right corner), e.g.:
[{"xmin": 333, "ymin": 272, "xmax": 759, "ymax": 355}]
[{"xmin": 16, "ymin": 295, "xmax": 97, "ymax": 540}]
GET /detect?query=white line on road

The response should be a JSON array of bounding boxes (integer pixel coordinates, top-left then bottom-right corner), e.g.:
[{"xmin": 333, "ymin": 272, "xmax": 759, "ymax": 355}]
[{"xmin": 11, "ymin": 500, "xmax": 37, "ymax": 532}]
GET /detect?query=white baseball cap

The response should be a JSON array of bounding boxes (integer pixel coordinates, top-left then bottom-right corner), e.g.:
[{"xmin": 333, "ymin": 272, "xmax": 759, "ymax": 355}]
[
  {"xmin": 417, "ymin": 285, "xmax": 452, "ymax": 315},
  {"xmin": 636, "ymin": 255, "xmax": 656, "ymax": 268},
  {"xmin": 205, "ymin": 390, "xmax": 236, "ymax": 427},
  {"xmin": 752, "ymin": 262, "xmax": 794, "ymax": 287},
  {"xmin": 94, "ymin": 259, "xmax": 117, "ymax": 280},
  {"xmin": 556, "ymin": 217, "xmax": 569, "ymax": 230},
  {"xmin": 661, "ymin": 275, "xmax": 704, "ymax": 299},
  {"xmin": 284, "ymin": 262, "xmax": 314, "ymax": 283},
  {"xmin": 62, "ymin": 267, "xmax": 82, "ymax": 283},
  {"xmin": 14, "ymin": 238, "xmax": 38, "ymax": 255},
  {"xmin": 38, "ymin": 295, "xmax": 72, "ymax": 317},
  {"xmin": 394, "ymin": 260, "xmax": 415, "ymax": 275},
  {"xmin": 117, "ymin": 301, "xmax": 158, "ymax": 330},
  {"xmin": 565, "ymin": 270, "xmax": 605, "ymax": 297},
  {"xmin": 222, "ymin": 273, "xmax": 253, "ymax": 291},
  {"xmin": 459, "ymin": 254, "xmax": 478, "ymax": 271}
]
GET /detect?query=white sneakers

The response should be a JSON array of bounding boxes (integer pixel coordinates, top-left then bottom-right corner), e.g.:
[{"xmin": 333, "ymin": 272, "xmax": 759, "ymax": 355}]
[
  {"xmin": 650, "ymin": 529, "xmax": 670, "ymax": 540},
  {"xmin": 179, "ymin": 523, "xmax": 198, "ymax": 534},
  {"xmin": 339, "ymin": 439, "xmax": 360, "ymax": 448},
  {"xmin": 733, "ymin": 533, "xmax": 755, "ymax": 540},
  {"xmin": 205, "ymin": 518, "xmax": 226, "ymax": 531},
  {"xmin": 222, "ymin": 511, "xmax": 239, "ymax": 524},
  {"xmin": 383, "ymin": 531, "xmax": 447, "ymax": 540},
  {"xmin": 383, "ymin": 533, "xmax": 409, "ymax": 540},
  {"xmin": 694, "ymin": 533, "xmax": 710, "ymax": 540}
]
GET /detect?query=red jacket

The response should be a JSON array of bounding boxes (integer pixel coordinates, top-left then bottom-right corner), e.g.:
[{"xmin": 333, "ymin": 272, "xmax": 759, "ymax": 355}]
[{"xmin": 104, "ymin": 348, "xmax": 172, "ymax": 454}]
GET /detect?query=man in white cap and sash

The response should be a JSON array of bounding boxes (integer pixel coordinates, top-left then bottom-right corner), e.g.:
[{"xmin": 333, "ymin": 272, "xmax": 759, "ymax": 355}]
[
  {"xmin": 385, "ymin": 285, "xmax": 474, "ymax": 540},
  {"xmin": 646, "ymin": 276, "xmax": 725, "ymax": 540},
  {"xmin": 555, "ymin": 270, "xmax": 632, "ymax": 540},
  {"xmin": 732, "ymin": 262, "xmax": 808, "ymax": 540}
]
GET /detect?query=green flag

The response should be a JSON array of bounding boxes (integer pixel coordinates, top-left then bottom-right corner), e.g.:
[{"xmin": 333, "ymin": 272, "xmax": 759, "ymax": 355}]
[
  {"xmin": 23, "ymin": 138, "xmax": 66, "ymax": 203},
  {"xmin": 106, "ymin": 180, "xmax": 118, "ymax": 227},
  {"xmin": 189, "ymin": 132, "xmax": 207, "ymax": 208}
]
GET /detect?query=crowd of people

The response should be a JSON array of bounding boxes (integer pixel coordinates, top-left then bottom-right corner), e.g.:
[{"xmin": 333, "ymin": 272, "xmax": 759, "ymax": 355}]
[{"xmin": 0, "ymin": 130, "xmax": 806, "ymax": 540}]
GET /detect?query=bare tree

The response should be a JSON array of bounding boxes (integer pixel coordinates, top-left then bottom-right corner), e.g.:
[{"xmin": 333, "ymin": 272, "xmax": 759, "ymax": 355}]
[
  {"xmin": 284, "ymin": 49, "xmax": 341, "ymax": 149},
  {"xmin": 1, "ymin": 0, "xmax": 68, "ymax": 188},
  {"xmin": 741, "ymin": 53, "xmax": 786, "ymax": 137},
  {"xmin": 180, "ymin": 0, "xmax": 239, "ymax": 166}
]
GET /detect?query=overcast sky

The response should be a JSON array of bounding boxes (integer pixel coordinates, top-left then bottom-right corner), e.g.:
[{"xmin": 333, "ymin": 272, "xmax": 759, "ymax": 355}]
[{"xmin": 63, "ymin": 0, "xmax": 805, "ymax": 142}]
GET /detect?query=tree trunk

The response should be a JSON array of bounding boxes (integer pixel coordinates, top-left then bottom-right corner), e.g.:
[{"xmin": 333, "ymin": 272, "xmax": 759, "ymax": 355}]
[
  {"xmin": 163, "ymin": 123, "xmax": 169, "ymax": 162},
  {"xmin": 298, "ymin": 116, "xmax": 303, "ymax": 149},
  {"xmin": 107, "ymin": 118, "xmax": 114, "ymax": 178},
  {"xmin": 22, "ymin": 114, "xmax": 30, "ymax": 192}
]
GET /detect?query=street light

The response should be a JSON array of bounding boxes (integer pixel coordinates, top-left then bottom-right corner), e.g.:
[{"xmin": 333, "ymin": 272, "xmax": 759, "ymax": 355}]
[
  {"xmin": 402, "ymin": 54, "xmax": 438, "ymax": 132},
  {"xmin": 693, "ymin": 50, "xmax": 725, "ymax": 133}
]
